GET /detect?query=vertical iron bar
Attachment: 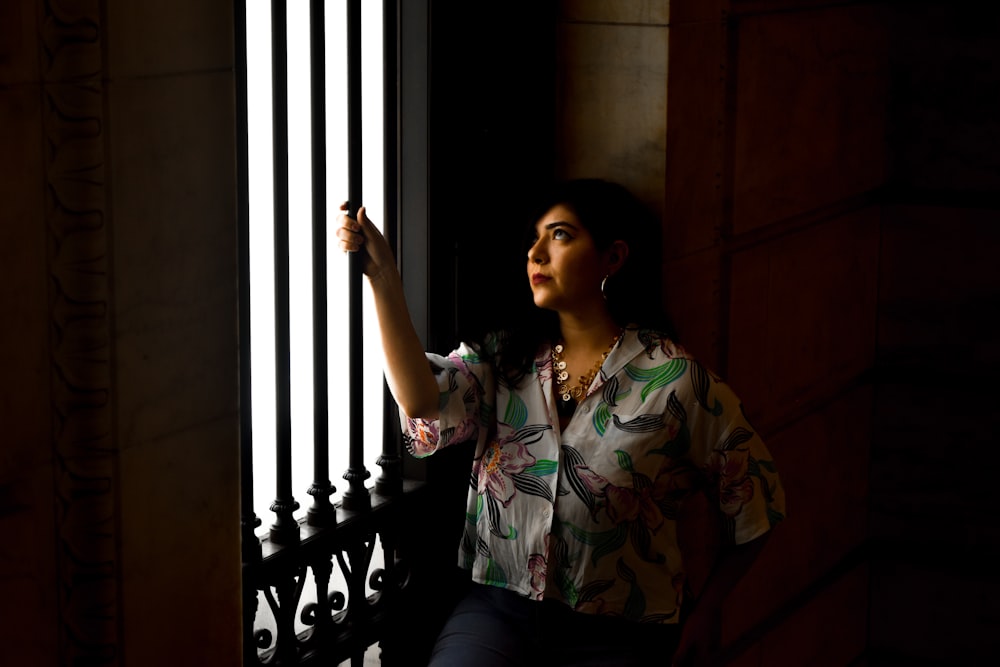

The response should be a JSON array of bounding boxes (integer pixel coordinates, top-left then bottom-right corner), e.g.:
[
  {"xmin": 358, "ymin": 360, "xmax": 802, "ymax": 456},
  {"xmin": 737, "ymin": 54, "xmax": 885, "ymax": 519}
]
[
  {"xmin": 310, "ymin": 554, "xmax": 334, "ymax": 638},
  {"xmin": 273, "ymin": 570, "xmax": 302, "ymax": 664},
  {"xmin": 269, "ymin": 0, "xmax": 301, "ymax": 544},
  {"xmin": 235, "ymin": 1, "xmax": 263, "ymax": 663},
  {"xmin": 376, "ymin": 0, "xmax": 402, "ymax": 498},
  {"xmin": 341, "ymin": 0, "xmax": 371, "ymax": 512},
  {"xmin": 346, "ymin": 539, "xmax": 374, "ymax": 665},
  {"xmin": 235, "ymin": 0, "xmax": 261, "ymax": 564},
  {"xmin": 307, "ymin": 0, "xmax": 336, "ymax": 527}
]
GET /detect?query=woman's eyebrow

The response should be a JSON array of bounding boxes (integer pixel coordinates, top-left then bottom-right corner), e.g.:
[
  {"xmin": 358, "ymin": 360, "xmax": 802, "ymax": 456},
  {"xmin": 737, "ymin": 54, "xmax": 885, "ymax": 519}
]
[{"xmin": 544, "ymin": 221, "xmax": 577, "ymax": 231}]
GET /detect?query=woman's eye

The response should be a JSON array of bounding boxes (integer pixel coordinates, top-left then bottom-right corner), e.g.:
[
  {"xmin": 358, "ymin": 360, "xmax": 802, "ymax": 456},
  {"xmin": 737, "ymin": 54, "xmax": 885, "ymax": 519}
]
[{"xmin": 553, "ymin": 229, "xmax": 570, "ymax": 240}]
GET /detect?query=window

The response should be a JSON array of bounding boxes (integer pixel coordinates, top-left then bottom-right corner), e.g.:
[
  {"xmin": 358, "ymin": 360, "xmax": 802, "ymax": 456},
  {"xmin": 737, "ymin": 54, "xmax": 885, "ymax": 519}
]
[
  {"xmin": 237, "ymin": 1, "xmax": 431, "ymax": 663},
  {"xmin": 245, "ymin": 0, "xmax": 387, "ymax": 534}
]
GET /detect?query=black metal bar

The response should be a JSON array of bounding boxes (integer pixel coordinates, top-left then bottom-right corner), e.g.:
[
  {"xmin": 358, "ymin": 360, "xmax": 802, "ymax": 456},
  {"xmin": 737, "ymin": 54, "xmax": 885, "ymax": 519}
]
[
  {"xmin": 307, "ymin": 0, "xmax": 336, "ymax": 527},
  {"xmin": 341, "ymin": 0, "xmax": 371, "ymax": 512},
  {"xmin": 343, "ymin": 537, "xmax": 376, "ymax": 665},
  {"xmin": 272, "ymin": 565, "xmax": 306, "ymax": 663},
  {"xmin": 269, "ymin": 0, "xmax": 301, "ymax": 544},
  {"xmin": 309, "ymin": 554, "xmax": 335, "ymax": 639},
  {"xmin": 235, "ymin": 1, "xmax": 263, "ymax": 664},
  {"xmin": 235, "ymin": 0, "xmax": 262, "ymax": 564},
  {"xmin": 376, "ymin": 0, "xmax": 403, "ymax": 498}
]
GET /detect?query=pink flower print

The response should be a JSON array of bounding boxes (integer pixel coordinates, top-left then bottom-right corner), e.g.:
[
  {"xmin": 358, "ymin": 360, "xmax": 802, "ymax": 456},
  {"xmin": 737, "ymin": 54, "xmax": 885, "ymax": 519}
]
[
  {"xmin": 606, "ymin": 485, "xmax": 664, "ymax": 532},
  {"xmin": 708, "ymin": 448, "xmax": 755, "ymax": 516},
  {"xmin": 576, "ymin": 465, "xmax": 611, "ymax": 496},
  {"xmin": 450, "ymin": 416, "xmax": 478, "ymax": 446},
  {"xmin": 406, "ymin": 417, "xmax": 440, "ymax": 455},
  {"xmin": 604, "ymin": 485, "xmax": 643, "ymax": 524},
  {"xmin": 449, "ymin": 351, "xmax": 480, "ymax": 390},
  {"xmin": 527, "ymin": 553, "xmax": 547, "ymax": 600},
  {"xmin": 477, "ymin": 440, "xmax": 536, "ymax": 507},
  {"xmin": 719, "ymin": 476, "xmax": 755, "ymax": 516},
  {"xmin": 575, "ymin": 465, "xmax": 666, "ymax": 533}
]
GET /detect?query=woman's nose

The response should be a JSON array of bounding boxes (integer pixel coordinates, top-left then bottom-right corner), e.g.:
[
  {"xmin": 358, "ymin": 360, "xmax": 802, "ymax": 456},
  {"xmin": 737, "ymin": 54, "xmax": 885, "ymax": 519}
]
[{"xmin": 527, "ymin": 239, "xmax": 546, "ymax": 263}]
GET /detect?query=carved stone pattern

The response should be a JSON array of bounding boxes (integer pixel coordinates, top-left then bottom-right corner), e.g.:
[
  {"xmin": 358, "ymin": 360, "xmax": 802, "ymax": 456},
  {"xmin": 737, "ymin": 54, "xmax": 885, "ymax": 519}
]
[{"xmin": 41, "ymin": 1, "xmax": 118, "ymax": 665}]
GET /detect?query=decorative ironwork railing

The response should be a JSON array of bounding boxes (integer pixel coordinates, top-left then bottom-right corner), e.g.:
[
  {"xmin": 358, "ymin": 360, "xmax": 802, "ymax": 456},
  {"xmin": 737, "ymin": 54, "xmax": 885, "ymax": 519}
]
[{"xmin": 235, "ymin": 1, "xmax": 419, "ymax": 664}]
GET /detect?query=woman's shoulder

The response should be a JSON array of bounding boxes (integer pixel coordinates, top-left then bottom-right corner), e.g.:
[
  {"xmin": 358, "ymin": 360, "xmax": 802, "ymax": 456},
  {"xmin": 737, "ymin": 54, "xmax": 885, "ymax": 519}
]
[
  {"xmin": 628, "ymin": 326, "xmax": 691, "ymax": 361},
  {"xmin": 623, "ymin": 327, "xmax": 734, "ymax": 400}
]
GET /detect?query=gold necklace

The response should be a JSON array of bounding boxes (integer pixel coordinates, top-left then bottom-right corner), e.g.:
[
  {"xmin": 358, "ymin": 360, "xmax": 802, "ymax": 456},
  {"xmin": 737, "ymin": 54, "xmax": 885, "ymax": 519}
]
[{"xmin": 552, "ymin": 332, "xmax": 621, "ymax": 404}]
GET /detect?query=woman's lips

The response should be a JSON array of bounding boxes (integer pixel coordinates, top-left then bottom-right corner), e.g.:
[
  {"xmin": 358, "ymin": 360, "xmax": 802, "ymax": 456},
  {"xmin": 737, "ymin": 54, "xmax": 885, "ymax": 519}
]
[{"xmin": 531, "ymin": 273, "xmax": 551, "ymax": 285}]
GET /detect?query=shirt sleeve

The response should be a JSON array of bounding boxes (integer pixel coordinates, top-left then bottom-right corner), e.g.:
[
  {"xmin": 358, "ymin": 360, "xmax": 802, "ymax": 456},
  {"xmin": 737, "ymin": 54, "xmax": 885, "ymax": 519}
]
[
  {"xmin": 399, "ymin": 340, "xmax": 495, "ymax": 458},
  {"xmin": 684, "ymin": 361, "xmax": 786, "ymax": 545}
]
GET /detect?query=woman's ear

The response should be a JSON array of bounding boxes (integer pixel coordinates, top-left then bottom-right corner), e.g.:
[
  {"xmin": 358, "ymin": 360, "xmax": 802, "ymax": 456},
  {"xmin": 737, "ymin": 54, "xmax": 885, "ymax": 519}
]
[{"xmin": 606, "ymin": 240, "xmax": 629, "ymax": 275}]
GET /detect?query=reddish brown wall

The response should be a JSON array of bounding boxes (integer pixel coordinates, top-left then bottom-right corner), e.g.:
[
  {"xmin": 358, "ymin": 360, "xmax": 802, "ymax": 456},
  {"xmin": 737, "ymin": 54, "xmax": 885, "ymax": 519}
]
[
  {"xmin": 869, "ymin": 4, "xmax": 1000, "ymax": 663},
  {"xmin": 699, "ymin": 3, "xmax": 885, "ymax": 664},
  {"xmin": 558, "ymin": 0, "xmax": 887, "ymax": 663}
]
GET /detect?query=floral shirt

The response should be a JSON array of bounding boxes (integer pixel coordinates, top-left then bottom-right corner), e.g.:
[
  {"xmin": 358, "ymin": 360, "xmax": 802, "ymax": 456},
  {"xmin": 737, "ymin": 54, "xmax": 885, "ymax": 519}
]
[{"xmin": 402, "ymin": 328, "xmax": 785, "ymax": 624}]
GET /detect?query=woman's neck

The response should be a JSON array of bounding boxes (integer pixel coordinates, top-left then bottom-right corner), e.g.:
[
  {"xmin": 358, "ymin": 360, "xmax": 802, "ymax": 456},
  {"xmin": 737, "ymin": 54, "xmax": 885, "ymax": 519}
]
[{"xmin": 557, "ymin": 309, "xmax": 620, "ymax": 354}]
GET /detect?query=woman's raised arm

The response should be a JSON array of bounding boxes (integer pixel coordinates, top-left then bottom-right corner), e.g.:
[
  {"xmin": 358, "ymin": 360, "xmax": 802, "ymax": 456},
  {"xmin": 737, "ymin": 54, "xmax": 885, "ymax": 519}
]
[{"xmin": 335, "ymin": 202, "xmax": 440, "ymax": 420}]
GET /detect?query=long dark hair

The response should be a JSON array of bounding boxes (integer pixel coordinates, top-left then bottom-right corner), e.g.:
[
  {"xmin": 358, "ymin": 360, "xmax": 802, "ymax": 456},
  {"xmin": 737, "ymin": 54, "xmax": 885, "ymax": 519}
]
[{"xmin": 483, "ymin": 179, "xmax": 676, "ymax": 388}]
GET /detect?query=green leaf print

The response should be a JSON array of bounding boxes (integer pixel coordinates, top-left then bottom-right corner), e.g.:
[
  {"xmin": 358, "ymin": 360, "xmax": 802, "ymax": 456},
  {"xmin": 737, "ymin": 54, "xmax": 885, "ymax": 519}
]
[
  {"xmin": 484, "ymin": 558, "xmax": 508, "ymax": 587},
  {"xmin": 614, "ymin": 449, "xmax": 635, "ymax": 473},
  {"xmin": 503, "ymin": 392, "xmax": 528, "ymax": 430},
  {"xmin": 467, "ymin": 494, "xmax": 483, "ymax": 525},
  {"xmin": 624, "ymin": 359, "xmax": 687, "ymax": 403},
  {"xmin": 558, "ymin": 571, "xmax": 580, "ymax": 607},
  {"xmin": 524, "ymin": 459, "xmax": 558, "ymax": 477},
  {"xmin": 593, "ymin": 402, "xmax": 612, "ymax": 436}
]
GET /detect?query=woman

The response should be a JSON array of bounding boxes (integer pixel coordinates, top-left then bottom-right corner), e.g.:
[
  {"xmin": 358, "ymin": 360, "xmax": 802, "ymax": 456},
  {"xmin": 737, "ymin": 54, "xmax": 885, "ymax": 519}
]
[{"xmin": 336, "ymin": 180, "xmax": 785, "ymax": 666}]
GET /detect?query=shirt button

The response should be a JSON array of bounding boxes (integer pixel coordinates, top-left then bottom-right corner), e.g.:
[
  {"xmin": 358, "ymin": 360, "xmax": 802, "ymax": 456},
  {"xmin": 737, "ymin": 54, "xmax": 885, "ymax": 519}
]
[{"xmin": 580, "ymin": 405, "xmax": 590, "ymax": 414}]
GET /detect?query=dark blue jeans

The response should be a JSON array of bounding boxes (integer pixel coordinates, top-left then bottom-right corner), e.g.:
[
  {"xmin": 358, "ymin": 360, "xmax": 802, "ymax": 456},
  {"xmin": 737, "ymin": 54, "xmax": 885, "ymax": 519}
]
[{"xmin": 428, "ymin": 583, "xmax": 681, "ymax": 667}]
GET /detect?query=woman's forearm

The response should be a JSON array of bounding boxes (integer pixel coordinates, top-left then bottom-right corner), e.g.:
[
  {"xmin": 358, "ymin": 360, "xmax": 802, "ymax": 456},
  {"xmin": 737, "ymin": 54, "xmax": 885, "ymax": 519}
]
[
  {"xmin": 367, "ymin": 265, "xmax": 440, "ymax": 421},
  {"xmin": 336, "ymin": 202, "xmax": 439, "ymax": 421}
]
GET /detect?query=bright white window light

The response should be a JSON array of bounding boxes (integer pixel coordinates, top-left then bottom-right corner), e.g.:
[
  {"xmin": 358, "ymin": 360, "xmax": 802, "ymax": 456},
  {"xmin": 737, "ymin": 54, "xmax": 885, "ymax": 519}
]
[{"xmin": 246, "ymin": 1, "xmax": 386, "ymax": 535}]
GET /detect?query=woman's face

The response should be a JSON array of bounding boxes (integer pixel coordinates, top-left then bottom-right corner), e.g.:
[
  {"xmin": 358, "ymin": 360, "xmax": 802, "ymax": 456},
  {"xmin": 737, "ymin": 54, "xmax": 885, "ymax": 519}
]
[{"xmin": 526, "ymin": 204, "xmax": 608, "ymax": 314}]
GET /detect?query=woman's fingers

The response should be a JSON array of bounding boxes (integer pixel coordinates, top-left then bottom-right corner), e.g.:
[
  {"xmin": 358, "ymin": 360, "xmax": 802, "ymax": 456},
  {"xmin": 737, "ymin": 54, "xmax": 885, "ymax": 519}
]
[
  {"xmin": 334, "ymin": 202, "xmax": 396, "ymax": 278},
  {"xmin": 335, "ymin": 207, "xmax": 365, "ymax": 253}
]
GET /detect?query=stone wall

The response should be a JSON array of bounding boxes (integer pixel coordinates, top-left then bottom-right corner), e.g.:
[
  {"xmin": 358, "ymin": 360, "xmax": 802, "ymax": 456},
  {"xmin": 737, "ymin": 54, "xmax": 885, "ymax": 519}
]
[{"xmin": 0, "ymin": 1, "xmax": 242, "ymax": 664}]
